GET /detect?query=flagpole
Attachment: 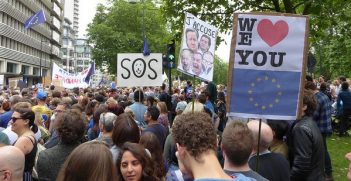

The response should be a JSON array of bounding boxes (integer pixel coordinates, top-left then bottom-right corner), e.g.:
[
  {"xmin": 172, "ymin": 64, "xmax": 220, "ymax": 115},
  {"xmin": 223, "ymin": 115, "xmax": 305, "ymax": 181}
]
[{"xmin": 40, "ymin": 37, "xmax": 43, "ymax": 83}]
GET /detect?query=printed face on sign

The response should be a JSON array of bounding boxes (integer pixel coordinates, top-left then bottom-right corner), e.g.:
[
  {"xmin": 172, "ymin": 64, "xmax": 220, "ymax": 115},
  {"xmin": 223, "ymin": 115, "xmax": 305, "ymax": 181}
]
[
  {"xmin": 192, "ymin": 53, "xmax": 203, "ymax": 75},
  {"xmin": 181, "ymin": 49, "xmax": 193, "ymax": 71},
  {"xmin": 199, "ymin": 35, "xmax": 211, "ymax": 52},
  {"xmin": 203, "ymin": 51, "xmax": 214, "ymax": 72},
  {"xmin": 186, "ymin": 28, "xmax": 198, "ymax": 53},
  {"xmin": 132, "ymin": 59, "xmax": 146, "ymax": 78}
]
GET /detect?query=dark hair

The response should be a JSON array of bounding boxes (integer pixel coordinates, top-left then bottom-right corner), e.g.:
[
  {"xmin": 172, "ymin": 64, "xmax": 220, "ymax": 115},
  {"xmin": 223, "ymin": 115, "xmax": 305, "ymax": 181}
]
[
  {"xmin": 342, "ymin": 81, "xmax": 349, "ymax": 90},
  {"xmin": 116, "ymin": 142, "xmax": 158, "ymax": 181},
  {"xmin": 108, "ymin": 104, "xmax": 124, "ymax": 116},
  {"xmin": 14, "ymin": 107, "xmax": 37, "ymax": 133},
  {"xmin": 134, "ymin": 90, "xmax": 144, "ymax": 102},
  {"xmin": 200, "ymin": 34, "xmax": 211, "ymax": 47},
  {"xmin": 267, "ymin": 120, "xmax": 289, "ymax": 140},
  {"xmin": 139, "ymin": 133, "xmax": 166, "ymax": 178},
  {"xmin": 303, "ymin": 90, "xmax": 317, "ymax": 116},
  {"xmin": 56, "ymin": 109, "xmax": 85, "ymax": 145},
  {"xmin": 146, "ymin": 106, "xmax": 160, "ymax": 121},
  {"xmin": 198, "ymin": 93, "xmax": 206, "ymax": 104},
  {"xmin": 71, "ymin": 104, "xmax": 84, "ymax": 113},
  {"xmin": 320, "ymin": 82, "xmax": 328, "ymax": 91},
  {"xmin": 172, "ymin": 112, "xmax": 217, "ymax": 160},
  {"xmin": 304, "ymin": 81, "xmax": 317, "ymax": 91},
  {"xmin": 146, "ymin": 96, "xmax": 156, "ymax": 107},
  {"xmin": 2, "ymin": 101, "xmax": 11, "ymax": 111},
  {"xmin": 339, "ymin": 76, "xmax": 347, "ymax": 82},
  {"xmin": 85, "ymin": 100, "xmax": 98, "ymax": 116},
  {"xmin": 185, "ymin": 28, "xmax": 198, "ymax": 39},
  {"xmin": 57, "ymin": 141, "xmax": 117, "ymax": 181},
  {"xmin": 93, "ymin": 105, "xmax": 108, "ymax": 126},
  {"xmin": 112, "ymin": 113, "xmax": 140, "ymax": 147},
  {"xmin": 222, "ymin": 121, "xmax": 253, "ymax": 166}
]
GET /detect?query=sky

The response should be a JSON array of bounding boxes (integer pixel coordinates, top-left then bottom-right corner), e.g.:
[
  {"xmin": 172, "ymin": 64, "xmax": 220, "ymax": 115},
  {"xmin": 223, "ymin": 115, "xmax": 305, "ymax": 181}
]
[{"xmin": 78, "ymin": 0, "xmax": 231, "ymax": 62}]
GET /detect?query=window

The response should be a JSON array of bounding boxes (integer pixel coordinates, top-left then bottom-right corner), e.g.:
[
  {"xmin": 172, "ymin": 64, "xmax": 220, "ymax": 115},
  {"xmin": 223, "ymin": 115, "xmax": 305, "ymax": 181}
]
[
  {"xmin": 33, "ymin": 67, "xmax": 40, "ymax": 76},
  {"xmin": 21, "ymin": 65, "xmax": 30, "ymax": 74},
  {"xmin": 7, "ymin": 62, "xmax": 17, "ymax": 73}
]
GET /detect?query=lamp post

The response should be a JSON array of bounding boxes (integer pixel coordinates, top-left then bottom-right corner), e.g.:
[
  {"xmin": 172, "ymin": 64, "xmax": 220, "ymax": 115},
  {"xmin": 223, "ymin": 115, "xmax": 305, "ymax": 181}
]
[{"xmin": 40, "ymin": 39, "xmax": 48, "ymax": 84}]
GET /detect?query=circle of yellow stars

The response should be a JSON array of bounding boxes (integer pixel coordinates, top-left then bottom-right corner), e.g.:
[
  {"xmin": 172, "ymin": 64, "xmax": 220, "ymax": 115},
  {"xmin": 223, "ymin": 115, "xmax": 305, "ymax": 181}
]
[{"xmin": 248, "ymin": 76, "xmax": 282, "ymax": 110}]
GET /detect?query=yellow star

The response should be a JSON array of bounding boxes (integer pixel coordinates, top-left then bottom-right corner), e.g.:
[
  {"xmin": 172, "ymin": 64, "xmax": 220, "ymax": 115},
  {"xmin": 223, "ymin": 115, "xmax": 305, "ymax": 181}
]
[
  {"xmin": 248, "ymin": 90, "xmax": 253, "ymax": 94},
  {"xmin": 275, "ymin": 99, "xmax": 279, "ymax": 103},
  {"xmin": 262, "ymin": 106, "xmax": 266, "ymax": 110},
  {"xmin": 249, "ymin": 97, "xmax": 254, "ymax": 101},
  {"xmin": 269, "ymin": 104, "xmax": 273, "ymax": 108},
  {"xmin": 251, "ymin": 83, "xmax": 255, "ymax": 87},
  {"xmin": 272, "ymin": 79, "xmax": 276, "ymax": 83},
  {"xmin": 254, "ymin": 103, "xmax": 259, "ymax": 107},
  {"xmin": 265, "ymin": 76, "xmax": 269, "ymax": 80},
  {"xmin": 277, "ymin": 84, "xmax": 281, "ymax": 88}
]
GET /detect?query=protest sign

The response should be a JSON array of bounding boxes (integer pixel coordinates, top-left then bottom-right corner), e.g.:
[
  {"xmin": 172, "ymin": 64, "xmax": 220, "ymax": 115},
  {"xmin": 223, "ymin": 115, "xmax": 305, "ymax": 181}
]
[
  {"xmin": 227, "ymin": 13, "xmax": 309, "ymax": 120},
  {"xmin": 117, "ymin": 53, "xmax": 163, "ymax": 87},
  {"xmin": 177, "ymin": 13, "xmax": 218, "ymax": 81},
  {"xmin": 52, "ymin": 63, "xmax": 94, "ymax": 89}
]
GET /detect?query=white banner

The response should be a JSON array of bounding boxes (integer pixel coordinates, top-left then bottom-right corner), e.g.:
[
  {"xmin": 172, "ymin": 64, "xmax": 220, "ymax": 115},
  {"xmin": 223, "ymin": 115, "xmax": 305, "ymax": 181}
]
[
  {"xmin": 117, "ymin": 53, "xmax": 163, "ymax": 87},
  {"xmin": 177, "ymin": 13, "xmax": 218, "ymax": 81},
  {"xmin": 52, "ymin": 63, "xmax": 94, "ymax": 89}
]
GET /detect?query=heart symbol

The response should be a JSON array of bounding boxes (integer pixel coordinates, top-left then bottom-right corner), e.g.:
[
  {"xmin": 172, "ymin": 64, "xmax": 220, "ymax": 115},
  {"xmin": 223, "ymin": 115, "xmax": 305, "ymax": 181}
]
[{"xmin": 257, "ymin": 19, "xmax": 289, "ymax": 47}]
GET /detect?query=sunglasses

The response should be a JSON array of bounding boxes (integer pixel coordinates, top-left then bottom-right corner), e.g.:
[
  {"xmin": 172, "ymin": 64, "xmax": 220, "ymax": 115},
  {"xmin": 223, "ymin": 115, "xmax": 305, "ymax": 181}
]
[{"xmin": 11, "ymin": 117, "xmax": 22, "ymax": 123}]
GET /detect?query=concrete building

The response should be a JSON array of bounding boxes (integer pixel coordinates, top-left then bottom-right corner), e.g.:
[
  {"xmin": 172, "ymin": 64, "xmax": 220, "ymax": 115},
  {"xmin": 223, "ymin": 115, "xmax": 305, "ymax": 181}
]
[
  {"xmin": 63, "ymin": 0, "xmax": 78, "ymax": 38},
  {"xmin": 61, "ymin": 17, "xmax": 75, "ymax": 73},
  {"xmin": 0, "ymin": 0, "xmax": 64, "ymax": 86}
]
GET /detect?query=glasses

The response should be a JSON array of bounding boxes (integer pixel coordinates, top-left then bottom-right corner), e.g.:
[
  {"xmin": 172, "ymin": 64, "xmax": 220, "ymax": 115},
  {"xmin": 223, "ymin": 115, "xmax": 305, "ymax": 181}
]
[{"xmin": 11, "ymin": 117, "xmax": 22, "ymax": 123}]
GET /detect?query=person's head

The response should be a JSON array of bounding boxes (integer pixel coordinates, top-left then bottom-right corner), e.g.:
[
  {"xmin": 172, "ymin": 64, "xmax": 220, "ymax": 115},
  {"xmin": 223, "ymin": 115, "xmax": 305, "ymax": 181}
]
[
  {"xmin": 342, "ymin": 81, "xmax": 349, "ymax": 90},
  {"xmin": 172, "ymin": 112, "xmax": 217, "ymax": 174},
  {"xmin": 146, "ymin": 96, "xmax": 156, "ymax": 107},
  {"xmin": 304, "ymin": 81, "xmax": 317, "ymax": 91},
  {"xmin": 36, "ymin": 90, "xmax": 47, "ymax": 102},
  {"xmin": 11, "ymin": 107, "xmax": 37, "ymax": 135},
  {"xmin": 339, "ymin": 76, "xmax": 347, "ymax": 83},
  {"xmin": 117, "ymin": 142, "xmax": 157, "ymax": 181},
  {"xmin": 247, "ymin": 120, "xmax": 273, "ymax": 153},
  {"xmin": 112, "ymin": 113, "xmax": 140, "ymax": 148},
  {"xmin": 144, "ymin": 106, "xmax": 159, "ymax": 123},
  {"xmin": 156, "ymin": 102, "xmax": 167, "ymax": 114},
  {"xmin": 139, "ymin": 132, "xmax": 166, "ymax": 178},
  {"xmin": 192, "ymin": 52, "xmax": 203, "ymax": 75},
  {"xmin": 203, "ymin": 51, "xmax": 214, "ymax": 70},
  {"xmin": 222, "ymin": 121, "xmax": 253, "ymax": 167},
  {"xmin": 57, "ymin": 141, "xmax": 116, "ymax": 181},
  {"xmin": 55, "ymin": 109, "xmax": 85, "ymax": 145},
  {"xmin": 267, "ymin": 119, "xmax": 289, "ymax": 141},
  {"xmin": 0, "ymin": 146, "xmax": 25, "ymax": 181},
  {"xmin": 99, "ymin": 112, "xmax": 117, "ymax": 133},
  {"xmin": 107, "ymin": 104, "xmax": 125, "ymax": 116},
  {"xmin": 85, "ymin": 100, "xmax": 99, "ymax": 116},
  {"xmin": 54, "ymin": 102, "xmax": 69, "ymax": 116},
  {"xmin": 9, "ymin": 95, "xmax": 22, "ymax": 109},
  {"xmin": 185, "ymin": 28, "xmax": 198, "ymax": 52},
  {"xmin": 345, "ymin": 152, "xmax": 351, "ymax": 180},
  {"xmin": 134, "ymin": 90, "xmax": 144, "ymax": 103},
  {"xmin": 181, "ymin": 49, "xmax": 193, "ymax": 71},
  {"xmin": 199, "ymin": 34, "xmax": 211, "ymax": 52},
  {"xmin": 302, "ymin": 90, "xmax": 317, "ymax": 117}
]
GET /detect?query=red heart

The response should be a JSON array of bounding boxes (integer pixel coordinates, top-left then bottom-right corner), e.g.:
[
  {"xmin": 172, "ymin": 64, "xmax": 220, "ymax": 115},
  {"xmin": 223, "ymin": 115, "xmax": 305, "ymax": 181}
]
[{"xmin": 257, "ymin": 19, "xmax": 289, "ymax": 47}]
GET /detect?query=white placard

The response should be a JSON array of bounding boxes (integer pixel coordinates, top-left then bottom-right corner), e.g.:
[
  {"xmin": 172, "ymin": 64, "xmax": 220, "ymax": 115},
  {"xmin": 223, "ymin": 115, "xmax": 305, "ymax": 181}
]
[
  {"xmin": 52, "ymin": 63, "xmax": 94, "ymax": 89},
  {"xmin": 117, "ymin": 53, "xmax": 163, "ymax": 87},
  {"xmin": 177, "ymin": 13, "xmax": 218, "ymax": 81}
]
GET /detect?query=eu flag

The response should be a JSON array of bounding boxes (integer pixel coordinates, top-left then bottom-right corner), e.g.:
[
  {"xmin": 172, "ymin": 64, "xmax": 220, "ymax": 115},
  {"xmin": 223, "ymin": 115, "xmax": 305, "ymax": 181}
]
[
  {"xmin": 24, "ymin": 9, "xmax": 46, "ymax": 30},
  {"xmin": 143, "ymin": 38, "xmax": 151, "ymax": 56},
  {"xmin": 84, "ymin": 63, "xmax": 95, "ymax": 84},
  {"xmin": 230, "ymin": 69, "xmax": 301, "ymax": 120}
]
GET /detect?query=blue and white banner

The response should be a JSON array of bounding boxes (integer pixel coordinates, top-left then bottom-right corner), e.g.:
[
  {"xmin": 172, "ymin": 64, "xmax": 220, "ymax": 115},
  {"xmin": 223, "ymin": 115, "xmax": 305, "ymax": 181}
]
[
  {"xmin": 228, "ymin": 13, "xmax": 309, "ymax": 120},
  {"xmin": 52, "ymin": 63, "xmax": 95, "ymax": 89},
  {"xmin": 24, "ymin": 9, "xmax": 46, "ymax": 30}
]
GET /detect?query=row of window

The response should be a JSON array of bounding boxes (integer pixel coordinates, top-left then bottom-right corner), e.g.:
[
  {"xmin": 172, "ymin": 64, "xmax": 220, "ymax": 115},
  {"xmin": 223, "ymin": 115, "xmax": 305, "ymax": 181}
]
[
  {"xmin": 4, "ymin": 61, "xmax": 43, "ymax": 76},
  {"xmin": 0, "ymin": 36, "xmax": 49, "ymax": 60},
  {"xmin": 2, "ymin": 0, "xmax": 51, "ymax": 34},
  {"xmin": 0, "ymin": 12, "xmax": 48, "ymax": 42}
]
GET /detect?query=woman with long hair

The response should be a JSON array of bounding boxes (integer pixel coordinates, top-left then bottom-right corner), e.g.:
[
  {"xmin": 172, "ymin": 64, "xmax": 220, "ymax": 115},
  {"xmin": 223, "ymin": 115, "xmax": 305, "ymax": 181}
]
[
  {"xmin": 156, "ymin": 101, "xmax": 169, "ymax": 133},
  {"xmin": 116, "ymin": 142, "xmax": 159, "ymax": 181},
  {"xmin": 11, "ymin": 107, "xmax": 38, "ymax": 181},
  {"xmin": 57, "ymin": 141, "xmax": 117, "ymax": 181},
  {"xmin": 139, "ymin": 132, "xmax": 166, "ymax": 179}
]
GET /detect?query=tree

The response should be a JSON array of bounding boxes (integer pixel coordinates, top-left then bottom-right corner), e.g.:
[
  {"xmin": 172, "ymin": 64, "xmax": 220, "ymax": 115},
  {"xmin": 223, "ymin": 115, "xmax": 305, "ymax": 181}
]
[{"xmin": 87, "ymin": 0, "xmax": 172, "ymax": 74}]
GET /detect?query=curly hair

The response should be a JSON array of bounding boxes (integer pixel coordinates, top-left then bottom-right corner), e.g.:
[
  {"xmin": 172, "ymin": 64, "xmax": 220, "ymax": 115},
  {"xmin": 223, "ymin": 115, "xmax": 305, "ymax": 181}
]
[
  {"xmin": 56, "ymin": 109, "xmax": 85, "ymax": 145},
  {"xmin": 172, "ymin": 112, "xmax": 217, "ymax": 161},
  {"xmin": 303, "ymin": 89, "xmax": 317, "ymax": 116}
]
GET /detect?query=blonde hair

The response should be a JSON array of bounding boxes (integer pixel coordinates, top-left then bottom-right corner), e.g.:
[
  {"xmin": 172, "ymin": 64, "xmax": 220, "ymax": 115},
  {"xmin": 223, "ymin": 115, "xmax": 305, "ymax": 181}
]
[{"xmin": 183, "ymin": 102, "xmax": 204, "ymax": 114}]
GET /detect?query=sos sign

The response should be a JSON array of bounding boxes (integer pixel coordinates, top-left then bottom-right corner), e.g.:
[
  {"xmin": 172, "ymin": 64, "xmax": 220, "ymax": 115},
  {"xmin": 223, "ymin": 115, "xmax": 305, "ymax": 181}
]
[{"xmin": 117, "ymin": 53, "xmax": 163, "ymax": 87}]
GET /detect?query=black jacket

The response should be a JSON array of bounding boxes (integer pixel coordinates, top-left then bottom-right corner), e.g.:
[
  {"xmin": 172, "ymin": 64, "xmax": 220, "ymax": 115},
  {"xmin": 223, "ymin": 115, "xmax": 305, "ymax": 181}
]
[{"xmin": 288, "ymin": 116, "xmax": 325, "ymax": 181}]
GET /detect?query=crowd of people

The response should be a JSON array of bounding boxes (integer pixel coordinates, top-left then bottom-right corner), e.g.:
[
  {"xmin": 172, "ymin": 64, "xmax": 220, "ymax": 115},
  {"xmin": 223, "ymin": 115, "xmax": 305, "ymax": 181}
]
[{"xmin": 0, "ymin": 76, "xmax": 351, "ymax": 181}]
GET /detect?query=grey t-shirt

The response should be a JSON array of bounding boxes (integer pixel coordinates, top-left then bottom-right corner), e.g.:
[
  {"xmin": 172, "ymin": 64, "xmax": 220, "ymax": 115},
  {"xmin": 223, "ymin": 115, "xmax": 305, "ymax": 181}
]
[{"xmin": 224, "ymin": 170, "xmax": 269, "ymax": 181}]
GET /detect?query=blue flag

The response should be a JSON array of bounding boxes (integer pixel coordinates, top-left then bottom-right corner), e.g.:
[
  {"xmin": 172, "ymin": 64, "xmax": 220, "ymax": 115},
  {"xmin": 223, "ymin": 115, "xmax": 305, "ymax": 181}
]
[
  {"xmin": 230, "ymin": 69, "xmax": 301, "ymax": 119},
  {"xmin": 84, "ymin": 63, "xmax": 95, "ymax": 84},
  {"xmin": 24, "ymin": 9, "xmax": 46, "ymax": 30},
  {"xmin": 143, "ymin": 38, "xmax": 150, "ymax": 56}
]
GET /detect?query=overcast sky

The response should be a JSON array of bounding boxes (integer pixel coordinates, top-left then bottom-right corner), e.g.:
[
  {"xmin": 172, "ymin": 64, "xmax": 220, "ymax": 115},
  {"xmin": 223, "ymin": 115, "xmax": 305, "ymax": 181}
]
[{"xmin": 78, "ymin": 0, "xmax": 231, "ymax": 62}]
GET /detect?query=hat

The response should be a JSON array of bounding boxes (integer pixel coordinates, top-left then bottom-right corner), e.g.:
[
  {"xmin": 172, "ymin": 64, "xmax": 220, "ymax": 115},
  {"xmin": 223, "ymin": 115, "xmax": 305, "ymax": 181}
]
[
  {"xmin": 176, "ymin": 102, "xmax": 187, "ymax": 111},
  {"xmin": 37, "ymin": 91, "xmax": 47, "ymax": 100}
]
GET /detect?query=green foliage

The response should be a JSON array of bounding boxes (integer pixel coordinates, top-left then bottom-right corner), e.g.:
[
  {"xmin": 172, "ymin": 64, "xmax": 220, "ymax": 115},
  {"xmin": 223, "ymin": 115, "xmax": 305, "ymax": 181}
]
[
  {"xmin": 327, "ymin": 134, "xmax": 351, "ymax": 181},
  {"xmin": 213, "ymin": 56, "xmax": 228, "ymax": 85},
  {"xmin": 87, "ymin": 0, "xmax": 172, "ymax": 74}
]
